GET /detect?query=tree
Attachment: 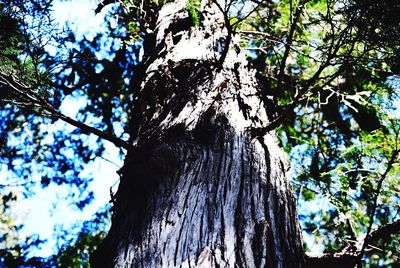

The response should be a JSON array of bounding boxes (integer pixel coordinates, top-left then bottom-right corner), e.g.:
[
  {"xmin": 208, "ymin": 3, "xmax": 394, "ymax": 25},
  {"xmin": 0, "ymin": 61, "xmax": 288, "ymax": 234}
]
[
  {"xmin": 91, "ymin": 0, "xmax": 305, "ymax": 266},
  {"xmin": 0, "ymin": 0, "xmax": 399, "ymax": 267}
]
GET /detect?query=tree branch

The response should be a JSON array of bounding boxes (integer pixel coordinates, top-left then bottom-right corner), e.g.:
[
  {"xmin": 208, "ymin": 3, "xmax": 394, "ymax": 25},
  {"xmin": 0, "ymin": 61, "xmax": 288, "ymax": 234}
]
[
  {"xmin": 359, "ymin": 149, "xmax": 399, "ymax": 260},
  {"xmin": 276, "ymin": 0, "xmax": 309, "ymax": 92},
  {"xmin": 214, "ymin": 1, "xmax": 233, "ymax": 70},
  {"xmin": 304, "ymin": 151, "xmax": 399, "ymax": 267},
  {"xmin": 305, "ymin": 251, "xmax": 358, "ymax": 268},
  {"xmin": 305, "ymin": 219, "xmax": 400, "ymax": 267},
  {"xmin": 366, "ymin": 219, "xmax": 400, "ymax": 244},
  {"xmin": 0, "ymin": 71, "xmax": 134, "ymax": 151}
]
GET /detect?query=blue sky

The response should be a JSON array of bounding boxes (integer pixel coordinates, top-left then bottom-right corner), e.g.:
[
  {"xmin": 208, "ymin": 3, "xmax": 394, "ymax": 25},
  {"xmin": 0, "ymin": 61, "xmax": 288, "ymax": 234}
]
[
  {"xmin": 2, "ymin": 0, "xmax": 398, "ymax": 258},
  {"xmin": 3, "ymin": 0, "xmax": 124, "ymax": 257}
]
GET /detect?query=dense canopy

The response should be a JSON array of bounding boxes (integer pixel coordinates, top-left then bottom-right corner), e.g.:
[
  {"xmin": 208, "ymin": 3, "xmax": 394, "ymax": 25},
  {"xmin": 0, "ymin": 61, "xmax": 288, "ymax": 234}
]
[{"xmin": 0, "ymin": 0, "xmax": 399, "ymax": 266}]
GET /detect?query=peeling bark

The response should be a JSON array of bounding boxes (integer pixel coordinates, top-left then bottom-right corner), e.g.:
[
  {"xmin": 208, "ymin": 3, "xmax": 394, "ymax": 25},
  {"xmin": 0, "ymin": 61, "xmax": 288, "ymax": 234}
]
[{"xmin": 91, "ymin": 1, "xmax": 304, "ymax": 267}]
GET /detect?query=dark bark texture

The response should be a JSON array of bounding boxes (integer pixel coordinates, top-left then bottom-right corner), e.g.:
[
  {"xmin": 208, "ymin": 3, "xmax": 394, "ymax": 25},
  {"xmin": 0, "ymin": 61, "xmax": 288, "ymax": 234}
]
[{"xmin": 92, "ymin": 1, "xmax": 304, "ymax": 267}]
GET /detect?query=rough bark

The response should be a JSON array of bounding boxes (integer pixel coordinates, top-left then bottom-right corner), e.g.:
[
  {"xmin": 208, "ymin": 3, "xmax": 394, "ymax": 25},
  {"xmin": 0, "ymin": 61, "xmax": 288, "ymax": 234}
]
[{"xmin": 91, "ymin": 1, "xmax": 304, "ymax": 267}]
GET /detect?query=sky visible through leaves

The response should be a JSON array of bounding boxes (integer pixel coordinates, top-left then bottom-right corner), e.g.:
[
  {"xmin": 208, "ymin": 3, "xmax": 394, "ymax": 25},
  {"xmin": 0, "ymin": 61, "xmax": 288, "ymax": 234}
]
[
  {"xmin": 2, "ymin": 0, "xmax": 123, "ymax": 257},
  {"xmin": 1, "ymin": 0, "xmax": 399, "ymax": 264}
]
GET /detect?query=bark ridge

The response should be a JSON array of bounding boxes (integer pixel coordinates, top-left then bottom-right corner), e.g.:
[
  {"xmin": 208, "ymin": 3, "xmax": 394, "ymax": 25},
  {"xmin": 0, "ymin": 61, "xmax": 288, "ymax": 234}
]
[{"xmin": 92, "ymin": 1, "xmax": 304, "ymax": 267}]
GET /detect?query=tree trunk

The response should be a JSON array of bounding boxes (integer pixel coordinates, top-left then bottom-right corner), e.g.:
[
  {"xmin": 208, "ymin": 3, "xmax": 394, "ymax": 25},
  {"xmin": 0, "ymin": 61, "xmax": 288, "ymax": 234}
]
[{"xmin": 91, "ymin": 1, "xmax": 304, "ymax": 267}]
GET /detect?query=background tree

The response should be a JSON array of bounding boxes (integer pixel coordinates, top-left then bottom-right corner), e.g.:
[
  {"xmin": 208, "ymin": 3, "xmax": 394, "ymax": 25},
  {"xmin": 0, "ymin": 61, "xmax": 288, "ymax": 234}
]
[{"xmin": 0, "ymin": 0, "xmax": 399, "ymax": 267}]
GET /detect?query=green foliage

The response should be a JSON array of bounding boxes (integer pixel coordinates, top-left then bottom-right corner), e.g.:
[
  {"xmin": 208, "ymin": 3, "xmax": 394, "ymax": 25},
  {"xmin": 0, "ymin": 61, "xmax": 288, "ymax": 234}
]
[
  {"xmin": 186, "ymin": 0, "xmax": 200, "ymax": 27},
  {"xmin": 51, "ymin": 208, "xmax": 110, "ymax": 267},
  {"xmin": 0, "ymin": 14, "xmax": 24, "ymax": 75},
  {"xmin": 0, "ymin": 1, "xmax": 127, "ymax": 265},
  {"xmin": 238, "ymin": 0, "xmax": 400, "ymax": 263},
  {"xmin": 0, "ymin": 191, "xmax": 22, "ymax": 252},
  {"xmin": 0, "ymin": 0, "xmax": 400, "ymax": 266},
  {"xmin": 0, "ymin": 6, "xmax": 41, "ymax": 90},
  {"xmin": 0, "ymin": 190, "xmax": 46, "ymax": 267},
  {"xmin": 0, "ymin": 204, "xmax": 110, "ymax": 267}
]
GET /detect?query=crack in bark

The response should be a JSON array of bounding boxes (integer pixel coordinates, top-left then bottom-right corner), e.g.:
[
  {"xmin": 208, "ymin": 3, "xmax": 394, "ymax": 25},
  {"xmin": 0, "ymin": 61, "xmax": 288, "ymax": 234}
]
[
  {"xmin": 233, "ymin": 139, "xmax": 246, "ymax": 266},
  {"xmin": 92, "ymin": 1, "xmax": 304, "ymax": 267}
]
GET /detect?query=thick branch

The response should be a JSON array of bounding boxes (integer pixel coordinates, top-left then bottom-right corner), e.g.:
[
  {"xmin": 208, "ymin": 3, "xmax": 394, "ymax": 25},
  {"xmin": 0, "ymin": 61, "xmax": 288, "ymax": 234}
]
[
  {"xmin": 305, "ymin": 219, "xmax": 400, "ymax": 267},
  {"xmin": 51, "ymin": 111, "xmax": 133, "ymax": 150},
  {"xmin": 366, "ymin": 219, "xmax": 400, "ymax": 244},
  {"xmin": 0, "ymin": 72, "xmax": 134, "ymax": 151},
  {"xmin": 250, "ymin": 113, "xmax": 288, "ymax": 138},
  {"xmin": 305, "ymin": 251, "xmax": 358, "ymax": 268}
]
